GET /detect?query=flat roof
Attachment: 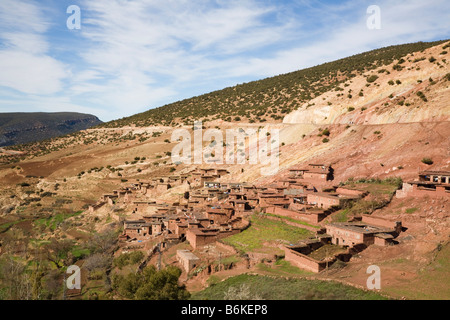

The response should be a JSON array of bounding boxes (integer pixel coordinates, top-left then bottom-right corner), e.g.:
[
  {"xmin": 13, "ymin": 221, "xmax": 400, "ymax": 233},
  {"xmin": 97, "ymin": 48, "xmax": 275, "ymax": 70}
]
[
  {"xmin": 177, "ymin": 250, "xmax": 200, "ymax": 261},
  {"xmin": 419, "ymin": 170, "xmax": 450, "ymax": 176},
  {"xmin": 327, "ymin": 222, "xmax": 392, "ymax": 234}
]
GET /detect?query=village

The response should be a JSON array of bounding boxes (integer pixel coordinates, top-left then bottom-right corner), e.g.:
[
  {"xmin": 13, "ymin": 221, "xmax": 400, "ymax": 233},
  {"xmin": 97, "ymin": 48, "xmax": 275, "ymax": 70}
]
[{"xmin": 88, "ymin": 164, "xmax": 450, "ymax": 277}]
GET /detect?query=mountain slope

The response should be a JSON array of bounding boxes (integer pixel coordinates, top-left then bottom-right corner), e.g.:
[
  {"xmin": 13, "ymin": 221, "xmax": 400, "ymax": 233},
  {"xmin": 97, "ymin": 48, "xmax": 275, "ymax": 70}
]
[
  {"xmin": 0, "ymin": 112, "xmax": 103, "ymax": 147},
  {"xmin": 99, "ymin": 40, "xmax": 448, "ymax": 127}
]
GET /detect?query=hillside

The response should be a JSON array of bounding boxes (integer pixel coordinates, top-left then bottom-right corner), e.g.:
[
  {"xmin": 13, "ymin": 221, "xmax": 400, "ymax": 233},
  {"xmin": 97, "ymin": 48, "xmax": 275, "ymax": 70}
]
[
  {"xmin": 99, "ymin": 40, "xmax": 448, "ymax": 127},
  {"xmin": 0, "ymin": 112, "xmax": 102, "ymax": 147}
]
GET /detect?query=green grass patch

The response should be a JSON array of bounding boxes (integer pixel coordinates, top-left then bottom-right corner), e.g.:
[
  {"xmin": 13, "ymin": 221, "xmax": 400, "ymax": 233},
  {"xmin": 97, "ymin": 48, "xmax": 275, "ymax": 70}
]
[
  {"xmin": 34, "ymin": 211, "xmax": 82, "ymax": 231},
  {"xmin": 222, "ymin": 214, "xmax": 313, "ymax": 253},
  {"xmin": 332, "ymin": 209, "xmax": 349, "ymax": 222},
  {"xmin": 191, "ymin": 274, "xmax": 388, "ymax": 300},
  {"xmin": 0, "ymin": 220, "xmax": 23, "ymax": 233},
  {"xmin": 263, "ymin": 213, "xmax": 320, "ymax": 229},
  {"xmin": 257, "ymin": 259, "xmax": 314, "ymax": 277},
  {"xmin": 405, "ymin": 208, "xmax": 418, "ymax": 214},
  {"xmin": 71, "ymin": 246, "xmax": 91, "ymax": 259}
]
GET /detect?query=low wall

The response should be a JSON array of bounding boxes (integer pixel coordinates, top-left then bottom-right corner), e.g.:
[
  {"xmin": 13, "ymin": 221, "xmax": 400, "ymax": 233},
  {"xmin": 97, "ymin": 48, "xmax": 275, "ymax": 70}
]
[
  {"xmin": 215, "ymin": 241, "xmax": 239, "ymax": 254},
  {"xmin": 266, "ymin": 206, "xmax": 319, "ymax": 223},
  {"xmin": 361, "ymin": 215, "xmax": 397, "ymax": 229},
  {"xmin": 283, "ymin": 247, "xmax": 330, "ymax": 273}
]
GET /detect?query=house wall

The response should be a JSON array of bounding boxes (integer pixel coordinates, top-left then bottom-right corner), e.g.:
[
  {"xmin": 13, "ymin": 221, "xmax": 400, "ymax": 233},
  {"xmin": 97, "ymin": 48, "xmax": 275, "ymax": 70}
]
[
  {"xmin": 186, "ymin": 230, "xmax": 217, "ymax": 249},
  {"xmin": 307, "ymin": 194, "xmax": 340, "ymax": 209},
  {"xmin": 361, "ymin": 215, "xmax": 398, "ymax": 229},
  {"xmin": 374, "ymin": 237, "xmax": 390, "ymax": 246},
  {"xmin": 326, "ymin": 225, "xmax": 368, "ymax": 246},
  {"xmin": 303, "ymin": 172, "xmax": 328, "ymax": 181},
  {"xmin": 265, "ymin": 206, "xmax": 323, "ymax": 224},
  {"xmin": 397, "ymin": 182, "xmax": 449, "ymax": 198},
  {"xmin": 176, "ymin": 250, "xmax": 200, "ymax": 273}
]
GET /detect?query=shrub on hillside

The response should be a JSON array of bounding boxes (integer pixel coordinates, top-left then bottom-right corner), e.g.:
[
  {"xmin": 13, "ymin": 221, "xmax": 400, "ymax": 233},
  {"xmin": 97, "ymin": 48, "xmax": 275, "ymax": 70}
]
[{"xmin": 366, "ymin": 75, "xmax": 378, "ymax": 83}]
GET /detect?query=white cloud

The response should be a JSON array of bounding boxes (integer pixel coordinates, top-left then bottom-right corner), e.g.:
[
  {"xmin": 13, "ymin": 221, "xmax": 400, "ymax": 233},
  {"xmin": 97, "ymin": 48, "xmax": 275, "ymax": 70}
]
[
  {"xmin": 0, "ymin": 50, "xmax": 68, "ymax": 95},
  {"xmin": 0, "ymin": 0, "xmax": 68, "ymax": 95}
]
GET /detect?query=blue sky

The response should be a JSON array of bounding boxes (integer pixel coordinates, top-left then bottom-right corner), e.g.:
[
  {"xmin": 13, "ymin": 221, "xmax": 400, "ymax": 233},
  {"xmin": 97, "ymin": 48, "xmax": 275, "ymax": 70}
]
[{"xmin": 0, "ymin": 0, "xmax": 449, "ymax": 122}]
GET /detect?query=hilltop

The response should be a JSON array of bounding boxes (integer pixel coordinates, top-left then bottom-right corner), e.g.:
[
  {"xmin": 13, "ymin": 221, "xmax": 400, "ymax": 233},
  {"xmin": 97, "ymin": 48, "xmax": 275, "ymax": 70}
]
[
  {"xmin": 99, "ymin": 40, "xmax": 448, "ymax": 127},
  {"xmin": 0, "ymin": 112, "xmax": 102, "ymax": 147}
]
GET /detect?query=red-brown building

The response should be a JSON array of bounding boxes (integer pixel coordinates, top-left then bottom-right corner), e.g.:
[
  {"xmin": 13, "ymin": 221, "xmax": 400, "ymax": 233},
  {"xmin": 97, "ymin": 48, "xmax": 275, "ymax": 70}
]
[{"xmin": 397, "ymin": 170, "xmax": 450, "ymax": 199}]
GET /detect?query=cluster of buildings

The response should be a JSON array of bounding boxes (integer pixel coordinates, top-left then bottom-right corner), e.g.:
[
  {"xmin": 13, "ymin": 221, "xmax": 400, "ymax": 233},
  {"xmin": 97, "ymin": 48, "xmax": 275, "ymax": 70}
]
[
  {"xmin": 107, "ymin": 164, "xmax": 365, "ymax": 249},
  {"xmin": 89, "ymin": 162, "xmax": 448, "ymax": 274}
]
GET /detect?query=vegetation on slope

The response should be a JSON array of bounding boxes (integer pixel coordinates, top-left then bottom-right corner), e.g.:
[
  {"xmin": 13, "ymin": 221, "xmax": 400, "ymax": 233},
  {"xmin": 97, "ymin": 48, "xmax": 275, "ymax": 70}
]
[{"xmin": 99, "ymin": 40, "xmax": 447, "ymax": 127}]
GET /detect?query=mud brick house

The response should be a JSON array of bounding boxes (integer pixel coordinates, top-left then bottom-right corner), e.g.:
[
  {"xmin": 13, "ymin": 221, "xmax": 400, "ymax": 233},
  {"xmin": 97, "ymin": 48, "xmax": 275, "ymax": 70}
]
[
  {"xmin": 177, "ymin": 250, "xmax": 200, "ymax": 273},
  {"xmin": 116, "ymin": 188, "xmax": 132, "ymax": 196},
  {"xmin": 245, "ymin": 194, "xmax": 259, "ymax": 208},
  {"xmin": 168, "ymin": 175, "xmax": 185, "ymax": 187},
  {"xmin": 284, "ymin": 240, "xmax": 336, "ymax": 273},
  {"xmin": 156, "ymin": 183, "xmax": 171, "ymax": 193},
  {"xmin": 189, "ymin": 193, "xmax": 209, "ymax": 205},
  {"xmin": 186, "ymin": 218, "xmax": 249, "ymax": 249},
  {"xmin": 228, "ymin": 192, "xmax": 246, "ymax": 201},
  {"xmin": 155, "ymin": 205, "xmax": 172, "ymax": 215},
  {"xmin": 289, "ymin": 164, "xmax": 334, "ymax": 182},
  {"xmin": 206, "ymin": 208, "xmax": 233, "ymax": 225},
  {"xmin": 289, "ymin": 167, "xmax": 308, "ymax": 177},
  {"xmin": 204, "ymin": 181, "xmax": 221, "ymax": 188},
  {"xmin": 241, "ymin": 184, "xmax": 256, "ymax": 193},
  {"xmin": 258, "ymin": 191, "xmax": 287, "ymax": 208},
  {"xmin": 198, "ymin": 168, "xmax": 229, "ymax": 177},
  {"xmin": 189, "ymin": 168, "xmax": 229, "ymax": 187},
  {"xmin": 138, "ymin": 182, "xmax": 151, "ymax": 195},
  {"xmin": 326, "ymin": 218, "xmax": 402, "ymax": 247},
  {"xmin": 207, "ymin": 204, "xmax": 235, "ymax": 216},
  {"xmin": 132, "ymin": 201, "xmax": 157, "ymax": 214},
  {"xmin": 161, "ymin": 215, "xmax": 182, "ymax": 233},
  {"xmin": 396, "ymin": 170, "xmax": 450, "ymax": 198},
  {"xmin": 230, "ymin": 200, "xmax": 252, "ymax": 213},
  {"xmin": 289, "ymin": 195, "xmax": 308, "ymax": 208},
  {"xmin": 186, "ymin": 227, "xmax": 242, "ymax": 249},
  {"xmin": 88, "ymin": 201, "xmax": 106, "ymax": 212},
  {"xmin": 123, "ymin": 191, "xmax": 136, "ymax": 202},
  {"xmin": 121, "ymin": 220, "xmax": 163, "ymax": 241},
  {"xmin": 306, "ymin": 192, "xmax": 358, "ymax": 209},
  {"xmin": 101, "ymin": 194, "xmax": 118, "ymax": 205},
  {"xmin": 283, "ymin": 187, "xmax": 307, "ymax": 196},
  {"xmin": 223, "ymin": 182, "xmax": 245, "ymax": 192},
  {"xmin": 186, "ymin": 228, "xmax": 220, "ymax": 248}
]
